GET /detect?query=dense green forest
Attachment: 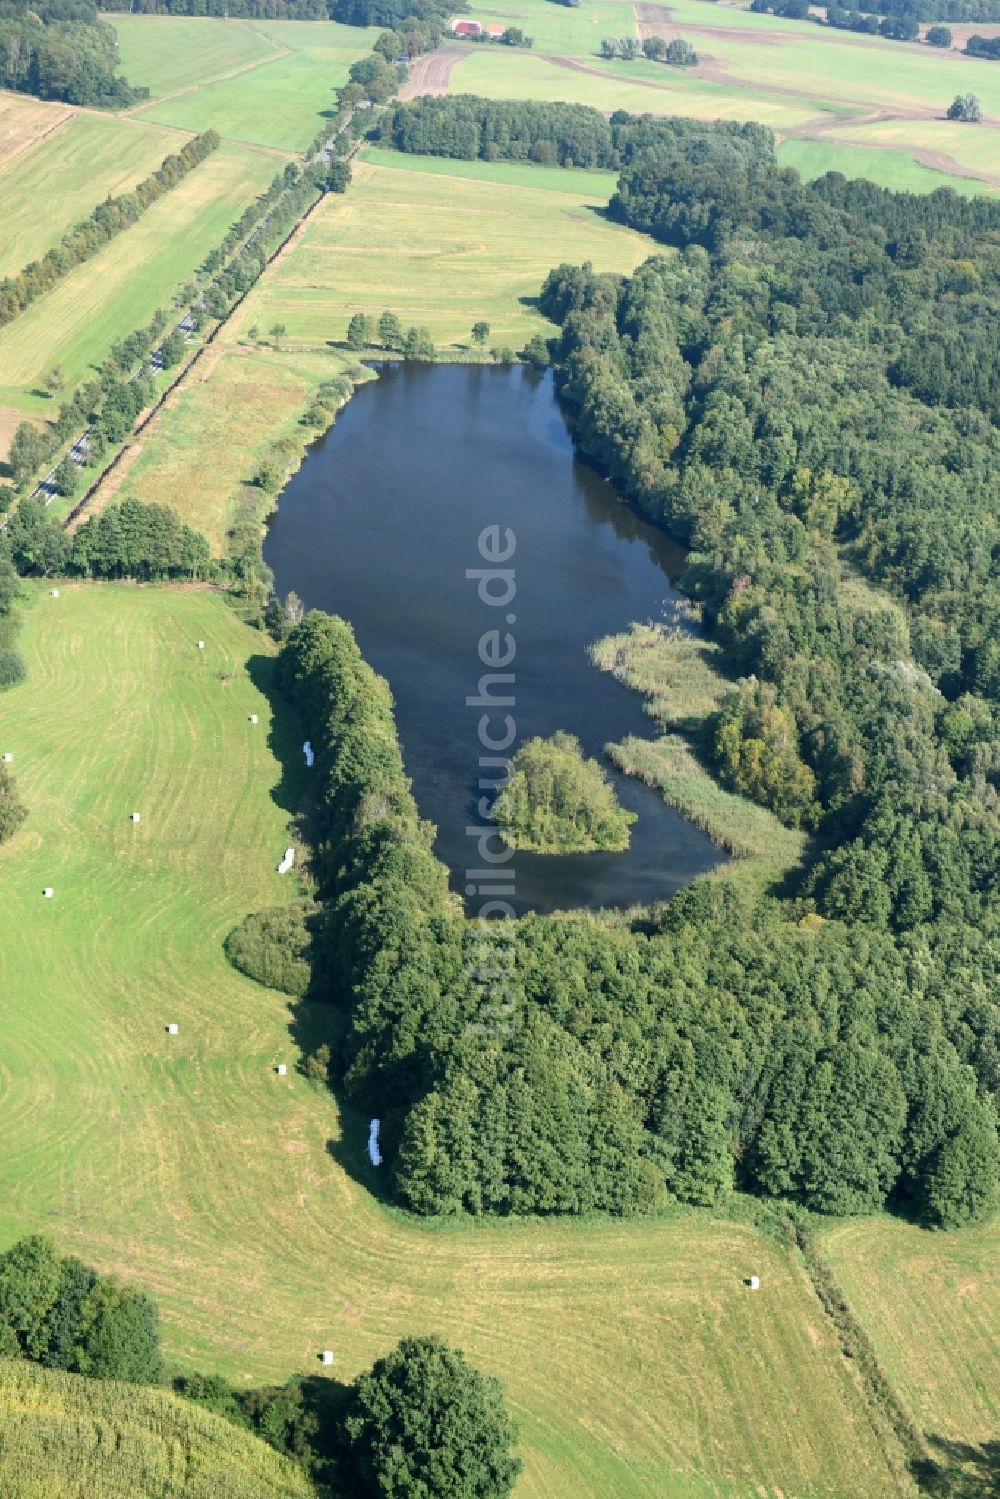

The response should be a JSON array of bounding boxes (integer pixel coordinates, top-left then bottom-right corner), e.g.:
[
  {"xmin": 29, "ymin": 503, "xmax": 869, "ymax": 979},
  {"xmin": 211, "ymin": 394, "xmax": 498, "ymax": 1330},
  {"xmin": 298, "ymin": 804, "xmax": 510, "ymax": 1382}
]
[
  {"xmin": 378, "ymin": 95, "xmax": 752, "ymax": 170},
  {"xmin": 0, "ymin": 0, "xmax": 146, "ymax": 105},
  {"xmin": 229, "ymin": 606, "xmax": 999, "ymax": 1226}
]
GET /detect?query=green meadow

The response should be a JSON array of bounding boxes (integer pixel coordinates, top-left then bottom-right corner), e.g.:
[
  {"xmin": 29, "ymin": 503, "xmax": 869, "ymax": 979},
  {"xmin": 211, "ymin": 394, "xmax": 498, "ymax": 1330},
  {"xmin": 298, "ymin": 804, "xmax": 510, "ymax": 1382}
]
[
  {"xmin": 238, "ymin": 151, "xmax": 653, "ymax": 350},
  {"xmin": 0, "ymin": 114, "xmax": 183, "ymax": 280},
  {"xmin": 111, "ymin": 15, "xmax": 283, "ymax": 100},
  {"xmin": 821, "ymin": 1216, "xmax": 1000, "ymax": 1464},
  {"xmin": 0, "ymin": 143, "xmax": 276, "ymax": 419},
  {"xmin": 444, "ymin": 48, "xmax": 827, "ymax": 128},
  {"xmin": 0, "ymin": 581, "xmax": 903, "ymax": 1499},
  {"xmin": 116, "ymin": 16, "xmax": 380, "ymax": 152},
  {"xmin": 776, "ymin": 135, "xmax": 990, "ymax": 193}
]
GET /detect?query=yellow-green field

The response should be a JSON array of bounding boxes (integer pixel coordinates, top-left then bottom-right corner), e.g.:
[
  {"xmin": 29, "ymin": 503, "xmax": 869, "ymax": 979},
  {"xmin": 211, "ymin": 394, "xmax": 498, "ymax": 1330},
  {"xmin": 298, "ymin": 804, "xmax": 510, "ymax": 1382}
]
[
  {"xmin": 87, "ymin": 344, "xmax": 366, "ymax": 554},
  {"xmin": 0, "ymin": 142, "xmax": 275, "ymax": 419},
  {"xmin": 0, "ymin": 581, "xmax": 906, "ymax": 1498},
  {"xmin": 821, "ymin": 1217, "xmax": 1000, "ymax": 1463},
  {"xmin": 0, "ymin": 1360, "xmax": 312, "ymax": 1498},
  {"xmin": 0, "ymin": 113, "xmax": 184, "ymax": 279},
  {"xmin": 115, "ymin": 16, "xmax": 380, "ymax": 152},
  {"xmin": 238, "ymin": 151, "xmax": 652, "ymax": 350},
  {"xmin": 0, "ymin": 92, "xmax": 72, "ymax": 169}
]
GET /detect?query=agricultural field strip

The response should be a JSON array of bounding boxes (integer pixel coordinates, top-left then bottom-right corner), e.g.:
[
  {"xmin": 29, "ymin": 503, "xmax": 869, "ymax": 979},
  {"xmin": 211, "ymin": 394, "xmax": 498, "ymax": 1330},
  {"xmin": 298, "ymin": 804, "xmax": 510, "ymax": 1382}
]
[
  {"xmin": 0, "ymin": 112, "xmax": 195, "ymax": 281},
  {"xmin": 115, "ymin": 16, "xmax": 381, "ymax": 153},
  {"xmin": 0, "ymin": 142, "xmax": 276, "ymax": 417}
]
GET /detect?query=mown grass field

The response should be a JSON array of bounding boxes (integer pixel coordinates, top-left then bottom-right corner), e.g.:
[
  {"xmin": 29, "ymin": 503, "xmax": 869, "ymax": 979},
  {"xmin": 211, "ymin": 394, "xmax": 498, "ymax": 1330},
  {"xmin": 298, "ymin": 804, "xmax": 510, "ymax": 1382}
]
[
  {"xmin": 116, "ymin": 16, "xmax": 380, "ymax": 152},
  {"xmin": 0, "ymin": 142, "xmax": 276, "ymax": 420},
  {"xmin": 0, "ymin": 1360, "xmax": 312, "ymax": 1499},
  {"xmin": 820, "ymin": 1217, "xmax": 1000, "ymax": 1466},
  {"xmin": 0, "ymin": 581, "xmax": 906, "ymax": 1499},
  {"xmin": 111, "ymin": 15, "xmax": 283, "ymax": 101},
  {"xmin": 239, "ymin": 152, "xmax": 652, "ymax": 351},
  {"xmin": 0, "ymin": 113, "xmax": 183, "ymax": 279}
]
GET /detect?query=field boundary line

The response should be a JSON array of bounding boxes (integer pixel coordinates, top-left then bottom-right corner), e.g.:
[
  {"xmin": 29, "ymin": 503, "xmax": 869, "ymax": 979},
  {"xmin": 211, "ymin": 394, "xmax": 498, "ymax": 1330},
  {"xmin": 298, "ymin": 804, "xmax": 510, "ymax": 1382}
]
[
  {"xmin": 0, "ymin": 105, "xmax": 72, "ymax": 172},
  {"xmin": 785, "ymin": 1213, "xmax": 929, "ymax": 1496}
]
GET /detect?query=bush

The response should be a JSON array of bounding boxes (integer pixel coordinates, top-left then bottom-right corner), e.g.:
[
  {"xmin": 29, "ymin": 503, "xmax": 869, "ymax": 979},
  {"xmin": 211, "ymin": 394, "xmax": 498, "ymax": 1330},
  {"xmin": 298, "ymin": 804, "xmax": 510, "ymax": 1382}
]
[
  {"xmin": 342, "ymin": 1337, "xmax": 521, "ymax": 1499},
  {"xmin": 225, "ymin": 900, "xmax": 318, "ymax": 997},
  {"xmin": 0, "ymin": 1237, "xmax": 162, "ymax": 1385},
  {"xmin": 0, "ymin": 648, "xmax": 27, "ymax": 690}
]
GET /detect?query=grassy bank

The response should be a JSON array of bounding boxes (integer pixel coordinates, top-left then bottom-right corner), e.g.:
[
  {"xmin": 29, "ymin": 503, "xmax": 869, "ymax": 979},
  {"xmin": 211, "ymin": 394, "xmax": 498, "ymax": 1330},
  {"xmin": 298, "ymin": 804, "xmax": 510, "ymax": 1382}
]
[
  {"xmin": 591, "ymin": 622, "xmax": 806, "ymax": 889},
  {"xmin": 238, "ymin": 152, "xmax": 653, "ymax": 351},
  {"xmin": 80, "ymin": 343, "xmax": 369, "ymax": 555},
  {"xmin": 819, "ymin": 1215, "xmax": 1000, "ymax": 1469}
]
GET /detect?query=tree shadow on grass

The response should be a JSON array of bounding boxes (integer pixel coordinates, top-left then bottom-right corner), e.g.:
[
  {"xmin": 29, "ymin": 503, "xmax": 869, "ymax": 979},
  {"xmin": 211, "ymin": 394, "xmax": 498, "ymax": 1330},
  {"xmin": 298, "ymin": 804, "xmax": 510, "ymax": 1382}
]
[
  {"xmin": 913, "ymin": 1435, "xmax": 1000, "ymax": 1497},
  {"xmin": 246, "ymin": 652, "xmax": 307, "ymax": 817}
]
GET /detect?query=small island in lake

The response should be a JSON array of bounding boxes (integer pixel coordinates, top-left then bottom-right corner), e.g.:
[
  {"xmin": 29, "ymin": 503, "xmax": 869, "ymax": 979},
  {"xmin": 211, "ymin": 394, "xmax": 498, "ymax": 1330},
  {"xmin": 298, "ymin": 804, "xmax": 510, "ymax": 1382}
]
[{"xmin": 493, "ymin": 732, "xmax": 638, "ymax": 854}]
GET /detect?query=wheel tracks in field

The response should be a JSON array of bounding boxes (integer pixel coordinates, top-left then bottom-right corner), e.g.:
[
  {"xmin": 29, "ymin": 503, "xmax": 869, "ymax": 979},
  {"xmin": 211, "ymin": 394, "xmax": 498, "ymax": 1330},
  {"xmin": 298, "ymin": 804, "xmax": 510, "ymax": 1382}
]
[
  {"xmin": 398, "ymin": 44, "xmax": 467, "ymax": 100},
  {"xmin": 784, "ymin": 107, "xmax": 1000, "ymax": 187},
  {"xmin": 0, "ymin": 106, "xmax": 73, "ymax": 171}
]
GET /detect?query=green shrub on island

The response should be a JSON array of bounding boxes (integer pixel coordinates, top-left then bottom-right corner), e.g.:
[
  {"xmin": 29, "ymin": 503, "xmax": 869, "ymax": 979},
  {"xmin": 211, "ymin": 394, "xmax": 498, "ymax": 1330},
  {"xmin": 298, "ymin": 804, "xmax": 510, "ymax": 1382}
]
[{"xmin": 493, "ymin": 732, "xmax": 637, "ymax": 853}]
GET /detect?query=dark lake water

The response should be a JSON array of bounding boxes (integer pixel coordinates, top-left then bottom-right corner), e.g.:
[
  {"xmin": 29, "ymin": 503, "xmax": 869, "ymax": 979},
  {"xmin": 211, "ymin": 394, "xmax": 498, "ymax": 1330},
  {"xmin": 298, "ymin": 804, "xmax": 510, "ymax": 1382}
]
[{"xmin": 264, "ymin": 363, "xmax": 720, "ymax": 915}]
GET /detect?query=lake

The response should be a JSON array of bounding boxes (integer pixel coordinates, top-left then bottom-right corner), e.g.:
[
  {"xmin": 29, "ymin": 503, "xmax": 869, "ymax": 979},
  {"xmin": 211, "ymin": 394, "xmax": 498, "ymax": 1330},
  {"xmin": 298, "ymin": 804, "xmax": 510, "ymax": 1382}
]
[{"xmin": 264, "ymin": 362, "xmax": 720, "ymax": 914}]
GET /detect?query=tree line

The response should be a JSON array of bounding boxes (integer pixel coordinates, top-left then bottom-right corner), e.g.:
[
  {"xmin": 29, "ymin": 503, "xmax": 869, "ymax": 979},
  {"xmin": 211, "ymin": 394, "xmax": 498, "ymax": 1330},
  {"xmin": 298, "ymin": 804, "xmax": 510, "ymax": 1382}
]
[
  {"xmin": 2, "ymin": 497, "xmax": 210, "ymax": 581},
  {"xmin": 0, "ymin": 132, "xmax": 220, "ymax": 331},
  {"xmin": 0, "ymin": 0, "xmax": 147, "ymax": 106},
  {"xmin": 965, "ymin": 31, "xmax": 1000, "ymax": 53},
  {"xmin": 377, "ymin": 94, "xmax": 762, "ymax": 171},
  {"xmin": 226, "ymin": 609, "xmax": 999, "ymax": 1228},
  {"xmin": 1, "ymin": 151, "xmax": 344, "ymax": 510},
  {"xmin": 0, "ymin": 1233, "xmax": 520, "ymax": 1497},
  {"xmin": 0, "ymin": 553, "xmax": 27, "ymax": 845},
  {"xmin": 752, "ymin": 0, "xmax": 1000, "ymax": 21}
]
